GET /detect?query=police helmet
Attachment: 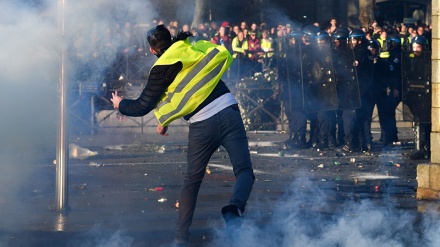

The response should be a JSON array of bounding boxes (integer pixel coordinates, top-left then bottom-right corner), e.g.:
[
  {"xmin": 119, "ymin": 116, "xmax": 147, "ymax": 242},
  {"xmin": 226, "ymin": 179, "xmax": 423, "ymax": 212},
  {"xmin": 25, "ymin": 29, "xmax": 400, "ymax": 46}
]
[
  {"xmin": 348, "ymin": 29, "xmax": 365, "ymax": 42},
  {"xmin": 302, "ymin": 25, "xmax": 320, "ymax": 42},
  {"xmin": 288, "ymin": 29, "xmax": 303, "ymax": 40},
  {"xmin": 367, "ymin": 39, "xmax": 380, "ymax": 50},
  {"xmin": 386, "ymin": 34, "xmax": 401, "ymax": 48},
  {"xmin": 332, "ymin": 27, "xmax": 349, "ymax": 40},
  {"xmin": 302, "ymin": 25, "xmax": 320, "ymax": 37},
  {"xmin": 315, "ymin": 30, "xmax": 330, "ymax": 42},
  {"xmin": 412, "ymin": 36, "xmax": 427, "ymax": 45}
]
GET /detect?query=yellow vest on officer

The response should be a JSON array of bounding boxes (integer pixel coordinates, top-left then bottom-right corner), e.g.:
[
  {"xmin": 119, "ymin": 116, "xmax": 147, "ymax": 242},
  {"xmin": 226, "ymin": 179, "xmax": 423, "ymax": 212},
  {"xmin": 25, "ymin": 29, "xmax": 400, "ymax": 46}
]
[{"xmin": 153, "ymin": 39, "xmax": 233, "ymax": 126}]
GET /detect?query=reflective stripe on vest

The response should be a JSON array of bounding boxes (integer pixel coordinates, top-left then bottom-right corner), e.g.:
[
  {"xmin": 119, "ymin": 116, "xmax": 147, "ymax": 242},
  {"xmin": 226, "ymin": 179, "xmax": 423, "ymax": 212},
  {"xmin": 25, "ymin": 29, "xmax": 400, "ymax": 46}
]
[
  {"xmin": 153, "ymin": 40, "xmax": 232, "ymax": 126},
  {"xmin": 158, "ymin": 49, "xmax": 227, "ymax": 123},
  {"xmin": 159, "ymin": 48, "xmax": 220, "ymax": 107},
  {"xmin": 380, "ymin": 51, "xmax": 390, "ymax": 58}
]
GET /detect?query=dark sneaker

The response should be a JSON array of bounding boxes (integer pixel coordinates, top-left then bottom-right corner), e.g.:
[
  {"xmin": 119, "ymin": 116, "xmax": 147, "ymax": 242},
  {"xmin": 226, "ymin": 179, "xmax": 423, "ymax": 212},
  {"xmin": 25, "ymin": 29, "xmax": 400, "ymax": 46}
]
[
  {"xmin": 316, "ymin": 142, "xmax": 329, "ymax": 151},
  {"xmin": 284, "ymin": 138, "xmax": 308, "ymax": 150},
  {"xmin": 410, "ymin": 151, "xmax": 429, "ymax": 160},
  {"xmin": 328, "ymin": 142, "xmax": 336, "ymax": 150},
  {"xmin": 362, "ymin": 144, "xmax": 373, "ymax": 156},
  {"xmin": 222, "ymin": 205, "xmax": 243, "ymax": 227},
  {"xmin": 283, "ymin": 139, "xmax": 295, "ymax": 149},
  {"xmin": 295, "ymin": 141, "xmax": 308, "ymax": 149},
  {"xmin": 222, "ymin": 205, "xmax": 243, "ymax": 245}
]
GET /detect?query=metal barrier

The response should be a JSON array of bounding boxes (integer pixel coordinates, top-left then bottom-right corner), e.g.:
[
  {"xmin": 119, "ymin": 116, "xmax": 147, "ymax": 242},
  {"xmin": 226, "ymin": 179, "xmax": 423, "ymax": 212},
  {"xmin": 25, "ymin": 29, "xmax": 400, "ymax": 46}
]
[{"xmin": 232, "ymin": 77, "xmax": 288, "ymax": 131}]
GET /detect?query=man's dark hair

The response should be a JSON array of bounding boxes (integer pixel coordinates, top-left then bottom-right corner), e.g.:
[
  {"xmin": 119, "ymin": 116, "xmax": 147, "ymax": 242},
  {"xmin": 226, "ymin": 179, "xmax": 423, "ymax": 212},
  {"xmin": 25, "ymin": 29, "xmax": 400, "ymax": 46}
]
[
  {"xmin": 147, "ymin": 25, "xmax": 193, "ymax": 57},
  {"xmin": 147, "ymin": 24, "xmax": 172, "ymax": 54}
]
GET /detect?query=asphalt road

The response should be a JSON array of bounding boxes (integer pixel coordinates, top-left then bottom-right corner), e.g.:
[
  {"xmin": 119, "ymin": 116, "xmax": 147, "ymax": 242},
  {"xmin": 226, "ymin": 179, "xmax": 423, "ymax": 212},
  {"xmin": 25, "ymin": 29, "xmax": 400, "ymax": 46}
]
[{"xmin": 1, "ymin": 129, "xmax": 439, "ymax": 247}]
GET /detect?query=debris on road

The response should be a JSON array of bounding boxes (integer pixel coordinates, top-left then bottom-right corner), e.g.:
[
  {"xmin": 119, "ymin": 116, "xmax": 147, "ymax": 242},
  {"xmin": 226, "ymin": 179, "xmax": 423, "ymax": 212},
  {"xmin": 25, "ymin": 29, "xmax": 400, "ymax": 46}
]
[
  {"xmin": 69, "ymin": 144, "xmax": 98, "ymax": 160},
  {"xmin": 89, "ymin": 162, "xmax": 104, "ymax": 167},
  {"xmin": 77, "ymin": 183, "xmax": 87, "ymax": 189},
  {"xmin": 148, "ymin": 187, "xmax": 163, "ymax": 192},
  {"xmin": 158, "ymin": 145, "xmax": 166, "ymax": 154}
]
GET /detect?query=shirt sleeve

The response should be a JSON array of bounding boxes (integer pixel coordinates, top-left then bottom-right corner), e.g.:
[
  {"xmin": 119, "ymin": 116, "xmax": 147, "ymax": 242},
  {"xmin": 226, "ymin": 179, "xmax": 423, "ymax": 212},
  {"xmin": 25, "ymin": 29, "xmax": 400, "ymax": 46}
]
[{"xmin": 118, "ymin": 62, "xmax": 182, "ymax": 117}]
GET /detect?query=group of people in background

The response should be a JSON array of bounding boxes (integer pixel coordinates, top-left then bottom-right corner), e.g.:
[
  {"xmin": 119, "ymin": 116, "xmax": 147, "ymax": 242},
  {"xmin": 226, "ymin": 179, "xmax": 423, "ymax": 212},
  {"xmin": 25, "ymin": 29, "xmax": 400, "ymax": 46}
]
[
  {"xmin": 77, "ymin": 17, "xmax": 432, "ymax": 160},
  {"xmin": 185, "ymin": 18, "xmax": 431, "ymax": 159}
]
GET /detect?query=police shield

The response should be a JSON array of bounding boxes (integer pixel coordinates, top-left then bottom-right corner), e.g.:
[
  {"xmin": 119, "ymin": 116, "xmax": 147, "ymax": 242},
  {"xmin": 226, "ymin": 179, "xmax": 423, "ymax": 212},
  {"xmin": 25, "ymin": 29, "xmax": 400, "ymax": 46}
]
[
  {"xmin": 332, "ymin": 46, "xmax": 361, "ymax": 110},
  {"xmin": 301, "ymin": 42, "xmax": 338, "ymax": 113},
  {"xmin": 402, "ymin": 50, "xmax": 431, "ymax": 123},
  {"xmin": 284, "ymin": 41, "xmax": 304, "ymax": 112}
]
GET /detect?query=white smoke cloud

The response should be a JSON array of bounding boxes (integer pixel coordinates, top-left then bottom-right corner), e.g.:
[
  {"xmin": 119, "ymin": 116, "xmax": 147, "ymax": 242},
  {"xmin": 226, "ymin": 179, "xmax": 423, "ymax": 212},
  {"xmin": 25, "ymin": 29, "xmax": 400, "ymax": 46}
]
[
  {"xmin": 0, "ymin": 0, "xmax": 155, "ymax": 151},
  {"xmin": 0, "ymin": 0, "xmax": 155, "ymax": 242},
  {"xmin": 210, "ymin": 176, "xmax": 440, "ymax": 247}
]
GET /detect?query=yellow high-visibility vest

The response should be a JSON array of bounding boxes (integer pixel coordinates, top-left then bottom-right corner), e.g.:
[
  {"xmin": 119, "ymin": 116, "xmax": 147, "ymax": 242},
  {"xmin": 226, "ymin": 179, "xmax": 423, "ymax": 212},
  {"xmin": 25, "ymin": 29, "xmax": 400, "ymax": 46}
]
[
  {"xmin": 261, "ymin": 38, "xmax": 274, "ymax": 57},
  {"xmin": 377, "ymin": 38, "xmax": 389, "ymax": 58},
  {"xmin": 153, "ymin": 39, "xmax": 232, "ymax": 126}
]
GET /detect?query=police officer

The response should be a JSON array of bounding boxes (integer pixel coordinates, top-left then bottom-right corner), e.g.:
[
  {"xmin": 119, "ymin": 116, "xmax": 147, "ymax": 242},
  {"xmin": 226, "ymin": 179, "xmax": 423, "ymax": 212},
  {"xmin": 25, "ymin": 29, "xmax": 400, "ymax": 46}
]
[
  {"xmin": 283, "ymin": 30, "xmax": 308, "ymax": 149},
  {"xmin": 308, "ymin": 30, "xmax": 337, "ymax": 150},
  {"xmin": 301, "ymin": 25, "xmax": 321, "ymax": 148},
  {"xmin": 405, "ymin": 36, "xmax": 431, "ymax": 159},
  {"xmin": 355, "ymin": 37, "xmax": 378, "ymax": 154},
  {"xmin": 376, "ymin": 34, "xmax": 402, "ymax": 149},
  {"xmin": 333, "ymin": 27, "xmax": 359, "ymax": 152},
  {"xmin": 332, "ymin": 28, "xmax": 347, "ymax": 147}
]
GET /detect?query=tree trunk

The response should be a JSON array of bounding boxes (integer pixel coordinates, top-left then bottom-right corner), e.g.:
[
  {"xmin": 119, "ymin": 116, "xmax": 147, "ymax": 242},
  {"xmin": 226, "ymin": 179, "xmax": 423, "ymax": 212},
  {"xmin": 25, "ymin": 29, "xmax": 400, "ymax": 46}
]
[
  {"xmin": 191, "ymin": 0, "xmax": 205, "ymax": 28},
  {"xmin": 359, "ymin": 0, "xmax": 375, "ymax": 28}
]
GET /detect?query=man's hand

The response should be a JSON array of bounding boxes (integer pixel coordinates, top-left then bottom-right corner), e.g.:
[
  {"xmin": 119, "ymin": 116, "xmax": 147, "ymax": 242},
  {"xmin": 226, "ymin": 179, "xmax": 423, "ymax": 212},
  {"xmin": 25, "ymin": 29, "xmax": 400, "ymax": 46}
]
[
  {"xmin": 157, "ymin": 124, "xmax": 169, "ymax": 136},
  {"xmin": 111, "ymin": 91, "xmax": 123, "ymax": 109}
]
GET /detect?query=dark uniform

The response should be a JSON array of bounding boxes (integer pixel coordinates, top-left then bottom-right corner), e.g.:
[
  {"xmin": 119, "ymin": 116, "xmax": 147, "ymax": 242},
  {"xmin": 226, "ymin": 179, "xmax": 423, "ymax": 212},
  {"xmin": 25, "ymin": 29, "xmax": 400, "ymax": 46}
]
[
  {"xmin": 376, "ymin": 34, "xmax": 402, "ymax": 148},
  {"xmin": 300, "ymin": 25, "xmax": 321, "ymax": 148},
  {"xmin": 305, "ymin": 30, "xmax": 338, "ymax": 149},
  {"xmin": 403, "ymin": 36, "xmax": 431, "ymax": 159},
  {"xmin": 333, "ymin": 27, "xmax": 361, "ymax": 152},
  {"xmin": 354, "ymin": 38, "xmax": 377, "ymax": 153},
  {"xmin": 283, "ymin": 31, "xmax": 308, "ymax": 148}
]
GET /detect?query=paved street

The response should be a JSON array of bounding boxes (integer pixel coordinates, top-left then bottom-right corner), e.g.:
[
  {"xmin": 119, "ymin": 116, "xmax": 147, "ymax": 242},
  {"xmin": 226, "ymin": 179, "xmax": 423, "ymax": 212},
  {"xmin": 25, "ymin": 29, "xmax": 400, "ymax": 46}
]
[{"xmin": 1, "ymin": 128, "xmax": 439, "ymax": 247}]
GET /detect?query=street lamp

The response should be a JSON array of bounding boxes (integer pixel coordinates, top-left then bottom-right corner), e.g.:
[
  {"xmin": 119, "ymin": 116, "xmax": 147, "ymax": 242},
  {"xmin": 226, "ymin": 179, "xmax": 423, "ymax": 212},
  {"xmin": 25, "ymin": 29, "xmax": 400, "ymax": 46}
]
[{"xmin": 55, "ymin": 0, "xmax": 69, "ymax": 212}]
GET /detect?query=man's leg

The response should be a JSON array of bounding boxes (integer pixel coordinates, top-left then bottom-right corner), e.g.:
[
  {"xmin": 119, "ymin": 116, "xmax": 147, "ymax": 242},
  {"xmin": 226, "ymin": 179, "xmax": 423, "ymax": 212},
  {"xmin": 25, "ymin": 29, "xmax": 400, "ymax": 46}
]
[
  {"xmin": 175, "ymin": 119, "xmax": 219, "ymax": 244},
  {"xmin": 342, "ymin": 109, "xmax": 356, "ymax": 151},
  {"xmin": 218, "ymin": 105, "xmax": 255, "ymax": 213}
]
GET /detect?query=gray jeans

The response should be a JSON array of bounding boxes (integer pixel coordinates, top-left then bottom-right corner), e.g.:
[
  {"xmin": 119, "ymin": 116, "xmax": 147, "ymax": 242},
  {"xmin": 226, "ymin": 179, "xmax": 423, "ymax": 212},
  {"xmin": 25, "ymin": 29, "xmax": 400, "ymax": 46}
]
[{"xmin": 175, "ymin": 104, "xmax": 255, "ymax": 243}]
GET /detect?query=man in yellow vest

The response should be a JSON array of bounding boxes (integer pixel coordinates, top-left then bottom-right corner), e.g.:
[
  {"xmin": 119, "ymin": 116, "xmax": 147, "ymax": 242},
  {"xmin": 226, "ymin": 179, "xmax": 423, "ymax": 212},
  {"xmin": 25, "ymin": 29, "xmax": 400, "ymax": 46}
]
[{"xmin": 111, "ymin": 25, "xmax": 255, "ymax": 247}]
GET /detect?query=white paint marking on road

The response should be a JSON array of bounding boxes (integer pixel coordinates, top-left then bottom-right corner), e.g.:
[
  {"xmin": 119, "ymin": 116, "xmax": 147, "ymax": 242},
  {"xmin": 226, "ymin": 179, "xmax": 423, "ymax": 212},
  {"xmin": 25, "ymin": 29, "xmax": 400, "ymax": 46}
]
[
  {"xmin": 64, "ymin": 161, "xmax": 187, "ymax": 167},
  {"xmin": 352, "ymin": 172, "xmax": 399, "ymax": 180},
  {"xmin": 248, "ymin": 141, "xmax": 278, "ymax": 147},
  {"xmin": 257, "ymin": 153, "xmax": 308, "ymax": 158},
  {"xmin": 207, "ymin": 163, "xmax": 269, "ymax": 174}
]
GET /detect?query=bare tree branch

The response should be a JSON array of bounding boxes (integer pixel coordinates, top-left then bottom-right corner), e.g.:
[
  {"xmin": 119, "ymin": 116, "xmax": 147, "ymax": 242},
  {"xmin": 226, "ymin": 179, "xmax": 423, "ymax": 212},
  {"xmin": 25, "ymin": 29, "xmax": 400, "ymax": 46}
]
[
  {"xmin": 359, "ymin": 0, "xmax": 375, "ymax": 27},
  {"xmin": 191, "ymin": 0, "xmax": 205, "ymax": 28}
]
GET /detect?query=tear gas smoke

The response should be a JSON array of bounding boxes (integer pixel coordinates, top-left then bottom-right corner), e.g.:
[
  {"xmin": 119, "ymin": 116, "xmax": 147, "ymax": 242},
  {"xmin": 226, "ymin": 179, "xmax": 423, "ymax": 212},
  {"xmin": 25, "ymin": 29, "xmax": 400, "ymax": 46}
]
[
  {"xmin": 0, "ymin": 0, "xmax": 154, "ymax": 240},
  {"xmin": 211, "ymin": 176, "xmax": 440, "ymax": 247}
]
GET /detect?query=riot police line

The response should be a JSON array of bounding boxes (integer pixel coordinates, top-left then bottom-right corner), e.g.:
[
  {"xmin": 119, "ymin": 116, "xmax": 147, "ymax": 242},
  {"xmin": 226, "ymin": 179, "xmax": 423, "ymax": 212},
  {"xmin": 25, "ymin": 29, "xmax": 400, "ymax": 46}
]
[{"xmin": 229, "ymin": 25, "xmax": 431, "ymax": 159}]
